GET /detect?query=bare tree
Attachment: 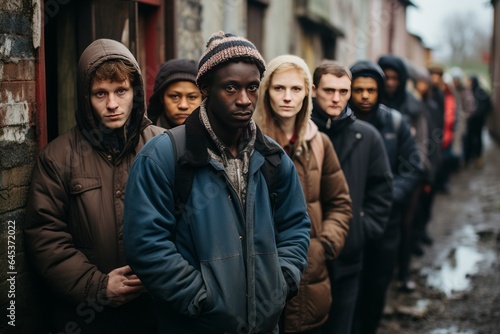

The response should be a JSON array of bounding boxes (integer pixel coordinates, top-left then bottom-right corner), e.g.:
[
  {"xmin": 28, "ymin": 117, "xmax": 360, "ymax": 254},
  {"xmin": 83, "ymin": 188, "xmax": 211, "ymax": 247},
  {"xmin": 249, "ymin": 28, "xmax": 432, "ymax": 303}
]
[{"xmin": 442, "ymin": 12, "xmax": 486, "ymax": 63}]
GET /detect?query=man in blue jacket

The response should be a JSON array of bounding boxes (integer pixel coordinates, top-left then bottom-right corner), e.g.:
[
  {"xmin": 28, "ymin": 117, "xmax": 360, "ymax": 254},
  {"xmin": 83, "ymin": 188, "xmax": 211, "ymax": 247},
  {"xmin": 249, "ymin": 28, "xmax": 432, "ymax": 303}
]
[{"xmin": 123, "ymin": 31, "xmax": 311, "ymax": 334}]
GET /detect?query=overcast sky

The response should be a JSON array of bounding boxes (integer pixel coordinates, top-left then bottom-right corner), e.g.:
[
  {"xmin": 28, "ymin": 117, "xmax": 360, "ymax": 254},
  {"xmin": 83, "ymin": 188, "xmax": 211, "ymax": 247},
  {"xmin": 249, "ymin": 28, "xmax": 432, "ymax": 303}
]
[{"xmin": 407, "ymin": 0, "xmax": 493, "ymax": 58}]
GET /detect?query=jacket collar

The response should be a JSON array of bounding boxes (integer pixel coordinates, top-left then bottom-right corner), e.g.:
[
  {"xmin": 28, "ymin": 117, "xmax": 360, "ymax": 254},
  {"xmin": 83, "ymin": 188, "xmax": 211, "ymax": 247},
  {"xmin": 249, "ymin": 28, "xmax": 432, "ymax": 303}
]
[
  {"xmin": 311, "ymin": 100, "xmax": 355, "ymax": 134},
  {"xmin": 180, "ymin": 108, "xmax": 283, "ymax": 167}
]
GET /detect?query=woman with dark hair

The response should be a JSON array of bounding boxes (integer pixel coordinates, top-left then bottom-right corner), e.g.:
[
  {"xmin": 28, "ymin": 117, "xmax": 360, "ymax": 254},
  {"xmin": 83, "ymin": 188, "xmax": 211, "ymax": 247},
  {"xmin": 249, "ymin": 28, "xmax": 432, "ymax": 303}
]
[{"xmin": 147, "ymin": 59, "xmax": 202, "ymax": 129}]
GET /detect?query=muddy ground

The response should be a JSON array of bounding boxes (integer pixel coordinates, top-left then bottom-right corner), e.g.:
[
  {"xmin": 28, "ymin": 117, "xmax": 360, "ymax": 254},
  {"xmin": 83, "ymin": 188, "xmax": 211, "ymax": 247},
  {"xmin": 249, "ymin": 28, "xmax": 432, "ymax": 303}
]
[{"xmin": 378, "ymin": 133, "xmax": 500, "ymax": 334}]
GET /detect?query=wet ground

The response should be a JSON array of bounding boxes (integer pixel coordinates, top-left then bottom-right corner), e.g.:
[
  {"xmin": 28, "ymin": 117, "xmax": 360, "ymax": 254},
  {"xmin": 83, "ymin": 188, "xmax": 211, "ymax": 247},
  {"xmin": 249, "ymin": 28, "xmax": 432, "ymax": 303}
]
[{"xmin": 379, "ymin": 132, "xmax": 500, "ymax": 334}]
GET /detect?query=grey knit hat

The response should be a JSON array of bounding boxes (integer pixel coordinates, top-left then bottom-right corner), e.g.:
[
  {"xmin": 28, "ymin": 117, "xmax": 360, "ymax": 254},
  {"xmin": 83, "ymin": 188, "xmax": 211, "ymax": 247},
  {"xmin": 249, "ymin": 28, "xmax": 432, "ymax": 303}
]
[{"xmin": 196, "ymin": 31, "xmax": 266, "ymax": 88}]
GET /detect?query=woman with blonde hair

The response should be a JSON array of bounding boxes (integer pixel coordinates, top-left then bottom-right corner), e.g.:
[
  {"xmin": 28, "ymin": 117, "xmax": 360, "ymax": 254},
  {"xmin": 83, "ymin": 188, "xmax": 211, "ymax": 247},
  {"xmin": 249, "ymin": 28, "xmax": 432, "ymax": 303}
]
[{"xmin": 254, "ymin": 55, "xmax": 352, "ymax": 334}]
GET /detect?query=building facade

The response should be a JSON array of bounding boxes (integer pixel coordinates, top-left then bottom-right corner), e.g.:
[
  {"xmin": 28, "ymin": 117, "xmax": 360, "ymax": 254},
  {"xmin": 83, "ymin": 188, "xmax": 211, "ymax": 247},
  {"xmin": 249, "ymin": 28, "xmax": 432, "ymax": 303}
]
[{"xmin": 0, "ymin": 0, "xmax": 432, "ymax": 331}]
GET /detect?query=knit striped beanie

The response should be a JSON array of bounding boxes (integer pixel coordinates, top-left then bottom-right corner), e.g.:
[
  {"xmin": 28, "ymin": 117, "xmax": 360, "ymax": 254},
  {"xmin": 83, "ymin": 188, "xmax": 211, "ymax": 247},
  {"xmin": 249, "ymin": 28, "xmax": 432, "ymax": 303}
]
[{"xmin": 196, "ymin": 31, "xmax": 266, "ymax": 87}]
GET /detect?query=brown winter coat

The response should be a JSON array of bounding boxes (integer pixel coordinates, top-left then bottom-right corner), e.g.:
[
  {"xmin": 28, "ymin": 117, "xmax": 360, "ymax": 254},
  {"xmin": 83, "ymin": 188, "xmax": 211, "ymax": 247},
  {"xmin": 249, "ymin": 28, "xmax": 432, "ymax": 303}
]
[
  {"xmin": 24, "ymin": 39, "xmax": 164, "ymax": 332},
  {"xmin": 283, "ymin": 121, "xmax": 352, "ymax": 332},
  {"xmin": 253, "ymin": 54, "xmax": 352, "ymax": 333}
]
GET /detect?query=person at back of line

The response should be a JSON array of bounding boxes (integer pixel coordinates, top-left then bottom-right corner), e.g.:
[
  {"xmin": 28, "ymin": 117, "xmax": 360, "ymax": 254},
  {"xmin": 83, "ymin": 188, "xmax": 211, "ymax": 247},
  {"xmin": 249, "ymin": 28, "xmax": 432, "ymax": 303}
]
[{"xmin": 123, "ymin": 31, "xmax": 311, "ymax": 334}]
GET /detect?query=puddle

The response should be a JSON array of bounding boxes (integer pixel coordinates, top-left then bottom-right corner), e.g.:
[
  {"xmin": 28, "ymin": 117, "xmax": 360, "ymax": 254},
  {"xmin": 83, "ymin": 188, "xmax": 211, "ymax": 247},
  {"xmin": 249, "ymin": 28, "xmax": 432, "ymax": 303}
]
[
  {"xmin": 424, "ymin": 245, "xmax": 483, "ymax": 296},
  {"xmin": 429, "ymin": 326, "xmax": 474, "ymax": 334},
  {"xmin": 422, "ymin": 224, "xmax": 495, "ymax": 297}
]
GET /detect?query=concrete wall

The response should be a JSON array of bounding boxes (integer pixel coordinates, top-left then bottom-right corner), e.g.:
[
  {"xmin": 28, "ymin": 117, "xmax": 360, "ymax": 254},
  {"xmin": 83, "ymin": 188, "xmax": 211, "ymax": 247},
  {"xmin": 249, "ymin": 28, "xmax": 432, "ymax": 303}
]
[
  {"xmin": 367, "ymin": 0, "xmax": 390, "ymax": 62},
  {"xmin": 391, "ymin": 3, "xmax": 408, "ymax": 58},
  {"xmin": 262, "ymin": 0, "xmax": 296, "ymax": 62},
  {"xmin": 201, "ymin": 0, "xmax": 247, "ymax": 43},
  {"xmin": 177, "ymin": 0, "xmax": 205, "ymax": 61},
  {"xmin": 334, "ymin": 0, "xmax": 367, "ymax": 66},
  {"xmin": 194, "ymin": 0, "xmax": 427, "ymax": 73},
  {"xmin": 406, "ymin": 33, "xmax": 427, "ymax": 69}
]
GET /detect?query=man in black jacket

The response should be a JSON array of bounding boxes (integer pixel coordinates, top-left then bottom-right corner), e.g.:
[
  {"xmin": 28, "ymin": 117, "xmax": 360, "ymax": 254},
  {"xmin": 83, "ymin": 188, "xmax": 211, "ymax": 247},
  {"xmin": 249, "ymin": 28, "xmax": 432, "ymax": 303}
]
[
  {"xmin": 378, "ymin": 55, "xmax": 428, "ymax": 293},
  {"xmin": 311, "ymin": 61, "xmax": 393, "ymax": 334},
  {"xmin": 349, "ymin": 60, "xmax": 423, "ymax": 334}
]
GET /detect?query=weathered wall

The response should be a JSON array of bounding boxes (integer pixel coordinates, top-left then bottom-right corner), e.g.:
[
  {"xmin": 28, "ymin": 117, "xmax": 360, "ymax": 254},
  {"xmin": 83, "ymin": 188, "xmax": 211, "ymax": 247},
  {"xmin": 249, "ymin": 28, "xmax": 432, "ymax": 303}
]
[
  {"xmin": 0, "ymin": 0, "xmax": 49, "ymax": 332},
  {"xmin": 201, "ymin": 0, "xmax": 246, "ymax": 45},
  {"xmin": 177, "ymin": 0, "xmax": 204, "ymax": 61}
]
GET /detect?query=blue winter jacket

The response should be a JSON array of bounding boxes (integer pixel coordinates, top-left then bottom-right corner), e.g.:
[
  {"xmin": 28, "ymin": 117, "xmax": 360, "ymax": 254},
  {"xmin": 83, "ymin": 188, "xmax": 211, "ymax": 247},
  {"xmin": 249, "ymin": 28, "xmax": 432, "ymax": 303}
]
[{"xmin": 123, "ymin": 110, "xmax": 311, "ymax": 334}]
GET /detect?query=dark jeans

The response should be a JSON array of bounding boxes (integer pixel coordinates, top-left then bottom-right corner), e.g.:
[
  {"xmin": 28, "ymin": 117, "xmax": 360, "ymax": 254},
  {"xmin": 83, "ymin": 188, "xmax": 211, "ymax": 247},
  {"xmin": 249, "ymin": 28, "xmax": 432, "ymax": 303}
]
[
  {"xmin": 464, "ymin": 116, "xmax": 486, "ymax": 164},
  {"xmin": 413, "ymin": 184, "xmax": 436, "ymax": 244},
  {"xmin": 398, "ymin": 187, "xmax": 421, "ymax": 282},
  {"xmin": 322, "ymin": 271, "xmax": 361, "ymax": 334},
  {"xmin": 353, "ymin": 210, "xmax": 401, "ymax": 334},
  {"xmin": 435, "ymin": 147, "xmax": 458, "ymax": 192}
]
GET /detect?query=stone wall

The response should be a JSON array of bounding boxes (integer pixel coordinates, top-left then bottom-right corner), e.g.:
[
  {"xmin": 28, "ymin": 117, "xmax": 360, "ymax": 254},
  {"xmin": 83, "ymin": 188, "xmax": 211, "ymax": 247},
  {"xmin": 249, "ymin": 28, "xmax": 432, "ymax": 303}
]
[{"xmin": 178, "ymin": 0, "xmax": 204, "ymax": 60}]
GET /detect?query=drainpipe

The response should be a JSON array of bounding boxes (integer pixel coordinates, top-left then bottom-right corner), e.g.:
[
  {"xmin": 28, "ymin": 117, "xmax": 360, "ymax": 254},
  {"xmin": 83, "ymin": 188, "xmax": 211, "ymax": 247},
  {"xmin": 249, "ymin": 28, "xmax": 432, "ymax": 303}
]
[{"xmin": 34, "ymin": 0, "xmax": 47, "ymax": 149}]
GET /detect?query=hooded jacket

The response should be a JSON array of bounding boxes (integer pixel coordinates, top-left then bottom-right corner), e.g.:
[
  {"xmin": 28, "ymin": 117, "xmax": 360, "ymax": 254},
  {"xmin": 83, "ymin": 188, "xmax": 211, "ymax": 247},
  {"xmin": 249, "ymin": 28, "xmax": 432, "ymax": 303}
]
[
  {"xmin": 147, "ymin": 58, "xmax": 198, "ymax": 128},
  {"xmin": 350, "ymin": 60, "xmax": 422, "ymax": 205},
  {"xmin": 377, "ymin": 56, "xmax": 417, "ymax": 117},
  {"xmin": 469, "ymin": 75, "xmax": 492, "ymax": 121},
  {"xmin": 378, "ymin": 55, "xmax": 430, "ymax": 175},
  {"xmin": 254, "ymin": 55, "xmax": 352, "ymax": 332},
  {"xmin": 24, "ymin": 39, "xmax": 163, "ymax": 332}
]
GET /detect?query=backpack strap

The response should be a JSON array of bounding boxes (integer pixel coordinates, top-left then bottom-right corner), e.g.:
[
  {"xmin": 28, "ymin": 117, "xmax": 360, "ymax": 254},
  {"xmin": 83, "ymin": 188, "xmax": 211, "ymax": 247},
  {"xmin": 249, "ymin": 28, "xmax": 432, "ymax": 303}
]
[
  {"xmin": 260, "ymin": 153, "xmax": 281, "ymax": 214},
  {"xmin": 165, "ymin": 125, "xmax": 193, "ymax": 217},
  {"xmin": 167, "ymin": 125, "xmax": 282, "ymax": 218}
]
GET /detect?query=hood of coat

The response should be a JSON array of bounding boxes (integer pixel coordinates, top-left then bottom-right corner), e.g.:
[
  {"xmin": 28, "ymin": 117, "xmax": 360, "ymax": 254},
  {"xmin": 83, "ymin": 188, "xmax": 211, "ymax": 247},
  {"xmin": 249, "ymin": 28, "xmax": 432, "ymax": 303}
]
[
  {"xmin": 254, "ymin": 54, "xmax": 313, "ymax": 156},
  {"xmin": 377, "ymin": 55, "xmax": 408, "ymax": 110},
  {"xmin": 469, "ymin": 75, "xmax": 480, "ymax": 92},
  {"xmin": 76, "ymin": 38, "xmax": 151, "ymax": 156},
  {"xmin": 349, "ymin": 60, "xmax": 386, "ymax": 114},
  {"xmin": 147, "ymin": 59, "xmax": 198, "ymax": 126},
  {"xmin": 304, "ymin": 119, "xmax": 319, "ymax": 142}
]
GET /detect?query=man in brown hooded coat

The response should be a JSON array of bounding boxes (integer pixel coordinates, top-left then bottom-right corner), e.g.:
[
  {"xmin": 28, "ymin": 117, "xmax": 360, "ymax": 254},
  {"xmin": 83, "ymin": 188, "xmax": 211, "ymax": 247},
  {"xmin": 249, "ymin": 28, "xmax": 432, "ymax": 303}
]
[{"xmin": 24, "ymin": 39, "xmax": 163, "ymax": 333}]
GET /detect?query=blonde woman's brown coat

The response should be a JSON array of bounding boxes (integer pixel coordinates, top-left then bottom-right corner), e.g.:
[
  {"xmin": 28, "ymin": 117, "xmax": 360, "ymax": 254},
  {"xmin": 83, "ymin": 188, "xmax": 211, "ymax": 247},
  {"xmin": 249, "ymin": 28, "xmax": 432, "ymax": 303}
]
[{"xmin": 254, "ymin": 55, "xmax": 352, "ymax": 333}]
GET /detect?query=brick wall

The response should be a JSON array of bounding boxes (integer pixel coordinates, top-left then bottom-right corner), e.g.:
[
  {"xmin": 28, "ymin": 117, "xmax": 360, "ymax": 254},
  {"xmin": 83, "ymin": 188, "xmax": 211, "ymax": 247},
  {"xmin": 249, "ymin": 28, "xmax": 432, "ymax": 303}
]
[{"xmin": 0, "ymin": 1, "xmax": 49, "ymax": 333}]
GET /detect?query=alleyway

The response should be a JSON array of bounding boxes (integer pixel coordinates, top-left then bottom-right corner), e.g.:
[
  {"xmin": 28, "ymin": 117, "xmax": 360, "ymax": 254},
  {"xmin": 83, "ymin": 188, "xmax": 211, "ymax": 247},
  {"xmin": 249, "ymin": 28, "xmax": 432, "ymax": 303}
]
[{"xmin": 379, "ymin": 131, "xmax": 500, "ymax": 334}]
